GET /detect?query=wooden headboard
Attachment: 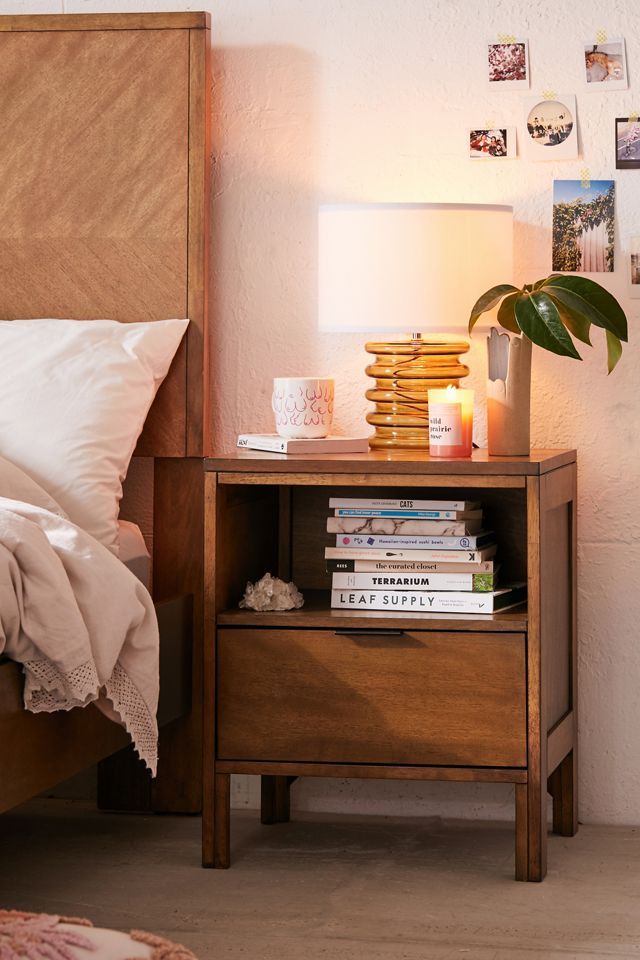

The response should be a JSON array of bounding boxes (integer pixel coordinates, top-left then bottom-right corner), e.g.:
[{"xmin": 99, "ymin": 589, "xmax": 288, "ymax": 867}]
[
  {"xmin": 0, "ymin": 11, "xmax": 210, "ymax": 457},
  {"xmin": 0, "ymin": 12, "xmax": 211, "ymax": 813}
]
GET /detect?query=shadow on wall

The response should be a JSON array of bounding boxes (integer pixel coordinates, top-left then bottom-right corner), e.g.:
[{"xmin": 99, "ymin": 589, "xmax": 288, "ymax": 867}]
[{"xmin": 208, "ymin": 44, "xmax": 325, "ymax": 449}]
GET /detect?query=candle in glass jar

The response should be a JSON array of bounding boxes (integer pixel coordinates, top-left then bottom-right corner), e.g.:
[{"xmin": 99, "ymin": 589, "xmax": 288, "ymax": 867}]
[{"xmin": 427, "ymin": 385, "xmax": 474, "ymax": 458}]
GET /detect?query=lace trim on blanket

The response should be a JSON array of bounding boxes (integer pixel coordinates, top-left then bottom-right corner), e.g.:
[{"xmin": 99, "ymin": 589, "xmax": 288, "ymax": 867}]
[
  {"xmin": 23, "ymin": 659, "xmax": 100, "ymax": 709},
  {"xmin": 105, "ymin": 663, "xmax": 158, "ymax": 776},
  {"xmin": 22, "ymin": 659, "xmax": 158, "ymax": 776}
]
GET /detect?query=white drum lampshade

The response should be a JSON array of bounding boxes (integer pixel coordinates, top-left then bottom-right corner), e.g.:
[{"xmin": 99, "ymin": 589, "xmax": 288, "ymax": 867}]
[{"xmin": 318, "ymin": 202, "xmax": 513, "ymax": 449}]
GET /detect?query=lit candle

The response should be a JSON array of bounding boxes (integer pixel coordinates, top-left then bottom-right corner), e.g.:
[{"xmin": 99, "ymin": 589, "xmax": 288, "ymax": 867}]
[{"xmin": 427, "ymin": 385, "xmax": 474, "ymax": 458}]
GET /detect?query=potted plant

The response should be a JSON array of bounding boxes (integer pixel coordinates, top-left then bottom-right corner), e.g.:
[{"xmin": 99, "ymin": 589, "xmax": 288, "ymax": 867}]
[{"xmin": 469, "ymin": 274, "xmax": 628, "ymax": 455}]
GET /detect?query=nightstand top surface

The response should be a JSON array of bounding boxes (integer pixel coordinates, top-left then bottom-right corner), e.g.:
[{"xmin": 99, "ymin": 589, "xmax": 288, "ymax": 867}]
[{"xmin": 205, "ymin": 448, "xmax": 576, "ymax": 476}]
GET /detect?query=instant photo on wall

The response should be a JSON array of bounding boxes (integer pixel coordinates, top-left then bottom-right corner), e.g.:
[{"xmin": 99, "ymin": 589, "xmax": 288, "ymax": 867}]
[
  {"xmin": 469, "ymin": 127, "xmax": 516, "ymax": 158},
  {"xmin": 615, "ymin": 118, "xmax": 640, "ymax": 169},
  {"xmin": 487, "ymin": 39, "xmax": 529, "ymax": 88},
  {"xmin": 629, "ymin": 237, "xmax": 640, "ymax": 298},
  {"xmin": 584, "ymin": 40, "xmax": 628, "ymax": 89},
  {"xmin": 552, "ymin": 180, "xmax": 615, "ymax": 273},
  {"xmin": 522, "ymin": 95, "xmax": 578, "ymax": 161}
]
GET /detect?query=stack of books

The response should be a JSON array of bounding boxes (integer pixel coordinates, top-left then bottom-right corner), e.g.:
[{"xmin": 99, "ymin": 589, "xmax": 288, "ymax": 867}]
[{"xmin": 325, "ymin": 495, "xmax": 526, "ymax": 614}]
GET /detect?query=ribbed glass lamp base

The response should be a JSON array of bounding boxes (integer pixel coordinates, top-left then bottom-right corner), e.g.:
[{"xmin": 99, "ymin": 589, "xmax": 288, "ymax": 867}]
[{"xmin": 365, "ymin": 339, "xmax": 470, "ymax": 450}]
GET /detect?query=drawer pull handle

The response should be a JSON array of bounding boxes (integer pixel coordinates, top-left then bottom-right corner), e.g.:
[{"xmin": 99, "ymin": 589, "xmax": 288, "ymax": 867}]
[{"xmin": 335, "ymin": 629, "xmax": 406, "ymax": 637}]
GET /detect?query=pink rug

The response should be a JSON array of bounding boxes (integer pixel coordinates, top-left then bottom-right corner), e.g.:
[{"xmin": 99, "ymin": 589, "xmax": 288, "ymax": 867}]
[{"xmin": 0, "ymin": 910, "xmax": 197, "ymax": 960}]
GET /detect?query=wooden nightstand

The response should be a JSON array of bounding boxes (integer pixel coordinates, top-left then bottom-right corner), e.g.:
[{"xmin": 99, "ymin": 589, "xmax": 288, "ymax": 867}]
[{"xmin": 202, "ymin": 449, "xmax": 577, "ymax": 881}]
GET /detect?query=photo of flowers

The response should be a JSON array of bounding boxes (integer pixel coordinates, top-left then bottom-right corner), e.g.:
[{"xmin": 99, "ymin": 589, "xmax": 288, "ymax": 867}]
[
  {"xmin": 488, "ymin": 40, "xmax": 529, "ymax": 87},
  {"xmin": 584, "ymin": 40, "xmax": 628, "ymax": 89},
  {"xmin": 615, "ymin": 118, "xmax": 640, "ymax": 168},
  {"xmin": 552, "ymin": 180, "xmax": 615, "ymax": 273}
]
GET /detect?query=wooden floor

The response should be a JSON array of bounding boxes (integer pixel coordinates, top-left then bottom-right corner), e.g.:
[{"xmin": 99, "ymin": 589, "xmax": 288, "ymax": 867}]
[{"xmin": 0, "ymin": 800, "xmax": 639, "ymax": 959}]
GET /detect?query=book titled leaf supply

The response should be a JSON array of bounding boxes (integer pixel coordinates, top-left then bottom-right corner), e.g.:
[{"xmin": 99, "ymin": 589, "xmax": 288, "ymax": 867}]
[{"xmin": 330, "ymin": 585, "xmax": 526, "ymax": 614}]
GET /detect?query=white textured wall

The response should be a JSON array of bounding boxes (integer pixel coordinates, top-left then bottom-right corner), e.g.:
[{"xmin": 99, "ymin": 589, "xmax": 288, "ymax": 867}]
[{"xmin": 18, "ymin": 0, "xmax": 640, "ymax": 825}]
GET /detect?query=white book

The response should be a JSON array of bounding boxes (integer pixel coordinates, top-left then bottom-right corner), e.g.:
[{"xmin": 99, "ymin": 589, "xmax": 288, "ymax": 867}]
[
  {"xmin": 330, "ymin": 584, "xmax": 526, "ymax": 614},
  {"xmin": 325, "ymin": 545, "xmax": 497, "ymax": 563},
  {"xmin": 334, "ymin": 533, "xmax": 494, "ymax": 550},
  {"xmin": 331, "ymin": 571, "xmax": 498, "ymax": 592},
  {"xmin": 326, "ymin": 517, "xmax": 482, "ymax": 536},
  {"xmin": 326, "ymin": 557, "xmax": 496, "ymax": 573},
  {"xmin": 334, "ymin": 508, "xmax": 483, "ymax": 519},
  {"xmin": 329, "ymin": 497, "xmax": 480, "ymax": 511},
  {"xmin": 237, "ymin": 434, "xmax": 369, "ymax": 454}
]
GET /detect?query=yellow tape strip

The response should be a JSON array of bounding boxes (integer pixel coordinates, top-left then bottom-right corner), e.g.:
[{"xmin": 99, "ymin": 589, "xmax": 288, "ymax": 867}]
[
  {"xmin": 484, "ymin": 118, "xmax": 496, "ymax": 130},
  {"xmin": 595, "ymin": 29, "xmax": 608, "ymax": 44},
  {"xmin": 630, "ymin": 111, "xmax": 639, "ymax": 123},
  {"xmin": 542, "ymin": 89, "xmax": 558, "ymax": 100},
  {"xmin": 497, "ymin": 33, "xmax": 517, "ymax": 44},
  {"xmin": 580, "ymin": 168, "xmax": 591, "ymax": 189}
]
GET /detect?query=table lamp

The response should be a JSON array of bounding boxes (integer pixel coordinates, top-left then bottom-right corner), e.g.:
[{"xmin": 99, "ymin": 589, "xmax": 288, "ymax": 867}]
[{"xmin": 318, "ymin": 202, "xmax": 513, "ymax": 450}]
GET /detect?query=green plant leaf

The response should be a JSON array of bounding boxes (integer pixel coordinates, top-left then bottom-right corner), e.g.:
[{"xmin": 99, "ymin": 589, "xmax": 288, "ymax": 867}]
[
  {"xmin": 542, "ymin": 276, "xmax": 628, "ymax": 341},
  {"xmin": 496, "ymin": 293, "xmax": 520, "ymax": 334},
  {"xmin": 514, "ymin": 291, "xmax": 582, "ymax": 359},
  {"xmin": 606, "ymin": 330, "xmax": 623, "ymax": 373},
  {"xmin": 548, "ymin": 296, "xmax": 592, "ymax": 345},
  {"xmin": 468, "ymin": 283, "xmax": 519, "ymax": 334}
]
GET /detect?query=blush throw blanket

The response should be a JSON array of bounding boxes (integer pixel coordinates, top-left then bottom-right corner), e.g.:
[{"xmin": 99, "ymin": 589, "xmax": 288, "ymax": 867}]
[{"xmin": 0, "ymin": 493, "xmax": 159, "ymax": 773}]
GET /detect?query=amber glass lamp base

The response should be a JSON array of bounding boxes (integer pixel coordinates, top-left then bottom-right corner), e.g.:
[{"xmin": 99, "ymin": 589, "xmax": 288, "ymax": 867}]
[{"xmin": 365, "ymin": 339, "xmax": 470, "ymax": 450}]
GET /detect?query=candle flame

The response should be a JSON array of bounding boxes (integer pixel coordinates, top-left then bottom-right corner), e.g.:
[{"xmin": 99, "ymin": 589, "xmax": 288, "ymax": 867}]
[{"xmin": 445, "ymin": 384, "xmax": 457, "ymax": 398}]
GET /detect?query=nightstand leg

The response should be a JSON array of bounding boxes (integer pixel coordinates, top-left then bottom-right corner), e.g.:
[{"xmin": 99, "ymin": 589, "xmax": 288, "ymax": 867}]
[
  {"xmin": 549, "ymin": 750, "xmax": 578, "ymax": 836},
  {"xmin": 203, "ymin": 772, "xmax": 230, "ymax": 868},
  {"xmin": 261, "ymin": 775, "xmax": 293, "ymax": 824},
  {"xmin": 514, "ymin": 783, "xmax": 529, "ymax": 881},
  {"xmin": 515, "ymin": 779, "xmax": 548, "ymax": 881},
  {"xmin": 526, "ymin": 774, "xmax": 548, "ymax": 882},
  {"xmin": 214, "ymin": 773, "xmax": 231, "ymax": 867}
]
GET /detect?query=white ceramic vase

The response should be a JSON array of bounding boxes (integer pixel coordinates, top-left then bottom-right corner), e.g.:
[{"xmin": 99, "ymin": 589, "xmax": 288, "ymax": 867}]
[{"xmin": 486, "ymin": 328, "xmax": 532, "ymax": 457}]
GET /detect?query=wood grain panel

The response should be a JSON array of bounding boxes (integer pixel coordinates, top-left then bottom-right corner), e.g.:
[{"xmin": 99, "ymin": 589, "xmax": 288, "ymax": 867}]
[
  {"xmin": 0, "ymin": 659, "xmax": 127, "ymax": 814},
  {"xmin": 207, "ymin": 449, "xmax": 577, "ymax": 476},
  {"xmin": 0, "ymin": 13, "xmax": 210, "ymax": 32},
  {"xmin": 526, "ymin": 475, "xmax": 547, "ymax": 881},
  {"xmin": 187, "ymin": 27, "xmax": 211, "ymax": 456},
  {"xmin": 541, "ymin": 502, "xmax": 571, "ymax": 727},
  {"xmin": 218, "ymin": 760, "xmax": 528, "ymax": 783},
  {"xmin": 217, "ymin": 629, "xmax": 527, "ymax": 767},
  {"xmin": 218, "ymin": 472, "xmax": 526, "ymax": 489},
  {"xmin": 0, "ymin": 12, "xmax": 210, "ymax": 816},
  {"xmin": 151, "ymin": 458, "xmax": 205, "ymax": 812},
  {"xmin": 0, "ymin": 27, "xmax": 190, "ymax": 455},
  {"xmin": 203, "ymin": 472, "xmax": 218, "ymax": 866}
]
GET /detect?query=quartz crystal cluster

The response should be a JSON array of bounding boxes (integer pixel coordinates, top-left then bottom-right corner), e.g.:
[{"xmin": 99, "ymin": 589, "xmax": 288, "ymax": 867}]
[{"xmin": 239, "ymin": 573, "xmax": 304, "ymax": 611}]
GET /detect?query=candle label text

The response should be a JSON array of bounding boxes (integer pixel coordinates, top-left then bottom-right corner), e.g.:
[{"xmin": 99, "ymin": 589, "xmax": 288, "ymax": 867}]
[{"xmin": 428, "ymin": 403, "xmax": 462, "ymax": 445}]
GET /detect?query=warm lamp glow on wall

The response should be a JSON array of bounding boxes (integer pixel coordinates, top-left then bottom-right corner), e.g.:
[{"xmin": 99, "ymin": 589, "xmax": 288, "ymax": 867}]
[{"xmin": 318, "ymin": 202, "xmax": 513, "ymax": 450}]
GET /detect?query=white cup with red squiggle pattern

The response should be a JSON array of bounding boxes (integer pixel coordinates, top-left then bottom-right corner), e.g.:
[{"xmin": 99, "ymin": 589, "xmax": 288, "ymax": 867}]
[{"xmin": 272, "ymin": 377, "xmax": 335, "ymax": 439}]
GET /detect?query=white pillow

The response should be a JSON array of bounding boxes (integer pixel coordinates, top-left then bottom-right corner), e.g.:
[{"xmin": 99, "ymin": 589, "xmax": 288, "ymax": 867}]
[
  {"xmin": 0, "ymin": 455, "xmax": 68, "ymax": 518},
  {"xmin": 0, "ymin": 318, "xmax": 189, "ymax": 553}
]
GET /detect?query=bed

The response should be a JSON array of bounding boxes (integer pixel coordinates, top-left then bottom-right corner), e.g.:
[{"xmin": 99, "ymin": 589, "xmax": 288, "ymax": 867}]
[{"xmin": 0, "ymin": 11, "xmax": 211, "ymax": 815}]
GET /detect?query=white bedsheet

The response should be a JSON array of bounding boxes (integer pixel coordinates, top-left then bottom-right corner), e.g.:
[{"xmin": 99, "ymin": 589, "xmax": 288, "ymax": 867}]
[{"xmin": 0, "ymin": 484, "xmax": 159, "ymax": 772}]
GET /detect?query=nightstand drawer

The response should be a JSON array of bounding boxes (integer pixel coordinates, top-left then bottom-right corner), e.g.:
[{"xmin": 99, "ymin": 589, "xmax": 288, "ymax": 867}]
[{"xmin": 217, "ymin": 628, "xmax": 526, "ymax": 767}]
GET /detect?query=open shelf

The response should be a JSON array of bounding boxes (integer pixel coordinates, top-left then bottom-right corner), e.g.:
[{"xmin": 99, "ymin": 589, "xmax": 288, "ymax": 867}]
[{"xmin": 217, "ymin": 589, "xmax": 527, "ymax": 632}]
